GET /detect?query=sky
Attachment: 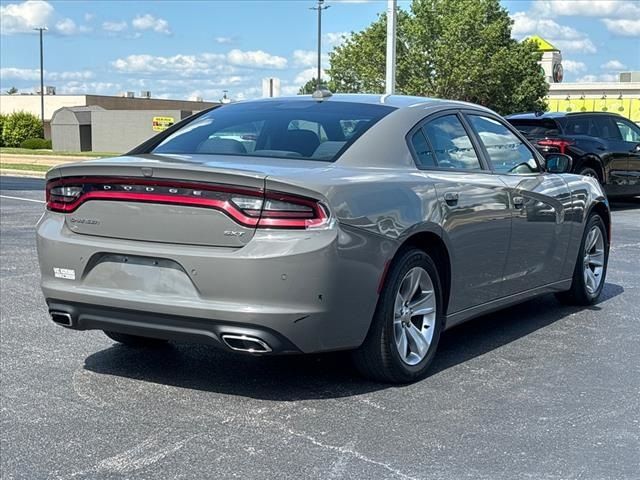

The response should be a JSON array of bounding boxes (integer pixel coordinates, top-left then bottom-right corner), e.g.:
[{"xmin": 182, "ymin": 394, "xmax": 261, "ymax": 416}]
[{"xmin": 1, "ymin": 0, "xmax": 639, "ymax": 101}]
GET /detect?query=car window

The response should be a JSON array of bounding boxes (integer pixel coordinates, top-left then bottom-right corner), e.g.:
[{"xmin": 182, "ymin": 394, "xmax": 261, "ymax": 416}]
[
  {"xmin": 508, "ymin": 119, "xmax": 561, "ymax": 137},
  {"xmin": 565, "ymin": 117, "xmax": 596, "ymax": 136},
  {"xmin": 614, "ymin": 119, "xmax": 640, "ymax": 143},
  {"xmin": 153, "ymin": 101, "xmax": 394, "ymax": 162},
  {"xmin": 468, "ymin": 115, "xmax": 540, "ymax": 174},
  {"xmin": 591, "ymin": 116, "xmax": 621, "ymax": 140},
  {"xmin": 421, "ymin": 115, "xmax": 482, "ymax": 170},
  {"xmin": 410, "ymin": 129, "xmax": 437, "ymax": 168}
]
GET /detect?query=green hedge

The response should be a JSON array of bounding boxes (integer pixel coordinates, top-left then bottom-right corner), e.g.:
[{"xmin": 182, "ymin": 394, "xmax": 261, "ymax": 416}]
[
  {"xmin": 20, "ymin": 137, "xmax": 52, "ymax": 149},
  {"xmin": 0, "ymin": 114, "xmax": 6, "ymax": 147},
  {"xmin": 2, "ymin": 111, "xmax": 44, "ymax": 147}
]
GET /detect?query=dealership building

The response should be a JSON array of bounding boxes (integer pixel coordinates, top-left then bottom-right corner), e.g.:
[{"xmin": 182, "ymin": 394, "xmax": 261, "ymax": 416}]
[{"xmin": 0, "ymin": 93, "xmax": 219, "ymax": 152}]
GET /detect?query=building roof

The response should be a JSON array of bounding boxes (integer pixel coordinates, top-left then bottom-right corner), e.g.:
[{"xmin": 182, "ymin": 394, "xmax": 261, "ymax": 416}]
[{"xmin": 528, "ymin": 35, "xmax": 560, "ymax": 52}]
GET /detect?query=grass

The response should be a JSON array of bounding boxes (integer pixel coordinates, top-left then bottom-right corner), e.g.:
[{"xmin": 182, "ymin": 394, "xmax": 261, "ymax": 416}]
[
  {"xmin": 0, "ymin": 163, "xmax": 52, "ymax": 172},
  {"xmin": 0, "ymin": 147, "xmax": 119, "ymax": 157}
]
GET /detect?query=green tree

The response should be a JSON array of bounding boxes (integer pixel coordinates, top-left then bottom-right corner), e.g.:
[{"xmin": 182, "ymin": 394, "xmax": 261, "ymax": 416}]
[
  {"xmin": 327, "ymin": 0, "xmax": 548, "ymax": 114},
  {"xmin": 2, "ymin": 111, "xmax": 44, "ymax": 147},
  {"xmin": 5, "ymin": 86, "xmax": 18, "ymax": 95},
  {"xmin": 298, "ymin": 78, "xmax": 336, "ymax": 95}
]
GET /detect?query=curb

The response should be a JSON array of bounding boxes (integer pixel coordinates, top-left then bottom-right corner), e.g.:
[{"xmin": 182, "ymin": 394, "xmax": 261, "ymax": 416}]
[{"xmin": 0, "ymin": 169, "xmax": 47, "ymax": 178}]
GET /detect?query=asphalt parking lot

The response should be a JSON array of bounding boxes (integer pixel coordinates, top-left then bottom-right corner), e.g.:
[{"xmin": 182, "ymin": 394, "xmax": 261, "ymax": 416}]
[{"xmin": 1, "ymin": 175, "xmax": 639, "ymax": 480}]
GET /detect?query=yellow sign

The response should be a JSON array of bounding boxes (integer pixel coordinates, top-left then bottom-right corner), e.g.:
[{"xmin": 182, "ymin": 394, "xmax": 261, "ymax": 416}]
[{"xmin": 152, "ymin": 116, "xmax": 175, "ymax": 132}]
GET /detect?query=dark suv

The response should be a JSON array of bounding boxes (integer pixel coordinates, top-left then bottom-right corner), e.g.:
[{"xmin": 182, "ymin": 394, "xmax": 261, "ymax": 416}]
[{"xmin": 507, "ymin": 112, "xmax": 640, "ymax": 197}]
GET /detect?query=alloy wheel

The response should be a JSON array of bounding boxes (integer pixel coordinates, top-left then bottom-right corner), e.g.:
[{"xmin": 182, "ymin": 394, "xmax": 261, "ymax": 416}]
[
  {"xmin": 583, "ymin": 225, "xmax": 605, "ymax": 294},
  {"xmin": 393, "ymin": 267, "xmax": 437, "ymax": 365}
]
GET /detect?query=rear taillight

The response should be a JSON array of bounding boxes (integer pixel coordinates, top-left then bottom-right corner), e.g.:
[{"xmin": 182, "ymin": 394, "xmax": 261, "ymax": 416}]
[
  {"xmin": 46, "ymin": 177, "xmax": 330, "ymax": 230},
  {"xmin": 536, "ymin": 138, "xmax": 574, "ymax": 154}
]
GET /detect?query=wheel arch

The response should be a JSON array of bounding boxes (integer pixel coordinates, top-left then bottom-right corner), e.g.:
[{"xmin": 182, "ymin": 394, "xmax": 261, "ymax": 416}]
[
  {"xmin": 575, "ymin": 154, "xmax": 606, "ymax": 184},
  {"xmin": 391, "ymin": 231, "xmax": 452, "ymax": 316},
  {"xmin": 589, "ymin": 201, "xmax": 611, "ymax": 244}
]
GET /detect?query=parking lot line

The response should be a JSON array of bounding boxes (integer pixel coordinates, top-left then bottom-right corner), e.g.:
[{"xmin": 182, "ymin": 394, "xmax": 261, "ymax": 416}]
[{"xmin": 0, "ymin": 194, "xmax": 45, "ymax": 204}]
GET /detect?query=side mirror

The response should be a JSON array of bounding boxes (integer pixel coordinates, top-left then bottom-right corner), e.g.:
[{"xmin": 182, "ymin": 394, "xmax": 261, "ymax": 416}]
[
  {"xmin": 544, "ymin": 153, "xmax": 573, "ymax": 174},
  {"xmin": 632, "ymin": 143, "xmax": 640, "ymax": 153}
]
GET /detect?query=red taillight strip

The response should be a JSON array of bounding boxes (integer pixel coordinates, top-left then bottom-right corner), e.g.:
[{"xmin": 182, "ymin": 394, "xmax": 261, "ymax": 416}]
[
  {"xmin": 536, "ymin": 138, "xmax": 574, "ymax": 154},
  {"xmin": 46, "ymin": 176, "xmax": 330, "ymax": 230},
  {"xmin": 48, "ymin": 191, "xmax": 261, "ymax": 227}
]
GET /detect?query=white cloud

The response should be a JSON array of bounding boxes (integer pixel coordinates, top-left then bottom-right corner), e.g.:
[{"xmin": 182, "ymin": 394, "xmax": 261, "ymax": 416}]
[
  {"xmin": 0, "ymin": 0, "xmax": 53, "ymax": 34},
  {"xmin": 294, "ymin": 67, "xmax": 326, "ymax": 85},
  {"xmin": 102, "ymin": 20, "xmax": 127, "ymax": 32},
  {"xmin": 511, "ymin": 12, "xmax": 597, "ymax": 53},
  {"xmin": 324, "ymin": 31, "xmax": 349, "ymax": 48},
  {"xmin": 84, "ymin": 13, "xmax": 95, "ymax": 22},
  {"xmin": 214, "ymin": 36, "xmax": 234, "ymax": 44},
  {"xmin": 0, "ymin": 67, "xmax": 94, "ymax": 81},
  {"xmin": 601, "ymin": 59, "xmax": 627, "ymax": 70},
  {"xmin": 59, "ymin": 81, "xmax": 121, "ymax": 95},
  {"xmin": 552, "ymin": 39, "xmax": 597, "ymax": 54},
  {"xmin": 132, "ymin": 14, "xmax": 171, "ymax": 35},
  {"xmin": 227, "ymin": 49, "xmax": 287, "ymax": 69},
  {"xmin": 292, "ymin": 50, "xmax": 329, "ymax": 68},
  {"xmin": 54, "ymin": 18, "xmax": 91, "ymax": 35},
  {"xmin": 532, "ymin": 0, "xmax": 640, "ymax": 19},
  {"xmin": 562, "ymin": 60, "xmax": 587, "ymax": 74},
  {"xmin": 576, "ymin": 73, "xmax": 619, "ymax": 83},
  {"xmin": 602, "ymin": 19, "xmax": 640, "ymax": 37}
]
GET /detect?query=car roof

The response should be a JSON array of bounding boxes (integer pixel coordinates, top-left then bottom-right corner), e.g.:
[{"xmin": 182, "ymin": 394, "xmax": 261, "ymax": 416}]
[
  {"xmin": 507, "ymin": 111, "xmax": 622, "ymax": 120},
  {"xmin": 241, "ymin": 93, "xmax": 493, "ymax": 112}
]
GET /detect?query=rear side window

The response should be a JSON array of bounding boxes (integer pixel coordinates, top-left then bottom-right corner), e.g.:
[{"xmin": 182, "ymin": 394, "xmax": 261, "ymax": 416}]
[
  {"xmin": 591, "ymin": 116, "xmax": 622, "ymax": 140},
  {"xmin": 468, "ymin": 115, "xmax": 540, "ymax": 174},
  {"xmin": 418, "ymin": 115, "xmax": 482, "ymax": 170},
  {"xmin": 153, "ymin": 101, "xmax": 394, "ymax": 162},
  {"xmin": 410, "ymin": 130, "xmax": 437, "ymax": 167}
]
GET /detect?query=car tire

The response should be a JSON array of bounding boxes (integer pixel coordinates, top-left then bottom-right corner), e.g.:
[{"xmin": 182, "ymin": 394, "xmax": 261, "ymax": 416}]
[
  {"xmin": 556, "ymin": 213, "xmax": 608, "ymax": 306},
  {"xmin": 352, "ymin": 248, "xmax": 444, "ymax": 383},
  {"xmin": 103, "ymin": 331, "xmax": 169, "ymax": 347},
  {"xmin": 577, "ymin": 166, "xmax": 601, "ymax": 183}
]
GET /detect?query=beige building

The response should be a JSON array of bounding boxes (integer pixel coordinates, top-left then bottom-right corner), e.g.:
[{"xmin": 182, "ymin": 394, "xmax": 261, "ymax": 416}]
[{"xmin": 0, "ymin": 93, "xmax": 218, "ymax": 138}]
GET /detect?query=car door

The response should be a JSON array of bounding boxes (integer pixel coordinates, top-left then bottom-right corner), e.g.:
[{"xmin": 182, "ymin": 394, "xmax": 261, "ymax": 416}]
[
  {"xmin": 408, "ymin": 111, "xmax": 512, "ymax": 313},
  {"xmin": 611, "ymin": 117, "xmax": 640, "ymax": 189},
  {"xmin": 464, "ymin": 113, "xmax": 573, "ymax": 296}
]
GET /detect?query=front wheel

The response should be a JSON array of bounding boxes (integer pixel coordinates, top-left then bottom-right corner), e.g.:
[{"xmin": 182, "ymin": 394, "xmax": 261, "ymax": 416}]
[
  {"xmin": 556, "ymin": 213, "xmax": 609, "ymax": 305},
  {"xmin": 352, "ymin": 248, "xmax": 444, "ymax": 383}
]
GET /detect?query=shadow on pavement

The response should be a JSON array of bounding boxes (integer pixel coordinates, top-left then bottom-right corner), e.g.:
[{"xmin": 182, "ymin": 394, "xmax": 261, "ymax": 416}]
[
  {"xmin": 84, "ymin": 283, "xmax": 624, "ymax": 400},
  {"xmin": 609, "ymin": 196, "xmax": 640, "ymax": 211}
]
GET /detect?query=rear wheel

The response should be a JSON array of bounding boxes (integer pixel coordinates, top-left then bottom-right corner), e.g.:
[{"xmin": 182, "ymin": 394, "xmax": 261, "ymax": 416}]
[
  {"xmin": 103, "ymin": 331, "xmax": 169, "ymax": 347},
  {"xmin": 556, "ymin": 213, "xmax": 608, "ymax": 305},
  {"xmin": 353, "ymin": 248, "xmax": 444, "ymax": 383},
  {"xmin": 577, "ymin": 166, "xmax": 601, "ymax": 183}
]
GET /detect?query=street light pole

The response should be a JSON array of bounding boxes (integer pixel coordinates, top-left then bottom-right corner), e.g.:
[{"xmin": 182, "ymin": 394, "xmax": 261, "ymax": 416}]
[
  {"xmin": 385, "ymin": 0, "xmax": 397, "ymax": 95},
  {"xmin": 33, "ymin": 27, "xmax": 47, "ymax": 131},
  {"xmin": 310, "ymin": 0, "xmax": 330, "ymax": 91}
]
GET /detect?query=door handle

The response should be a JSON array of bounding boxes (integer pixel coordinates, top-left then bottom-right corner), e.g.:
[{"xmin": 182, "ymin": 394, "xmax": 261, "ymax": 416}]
[
  {"xmin": 513, "ymin": 196, "xmax": 525, "ymax": 208},
  {"xmin": 444, "ymin": 192, "xmax": 459, "ymax": 204}
]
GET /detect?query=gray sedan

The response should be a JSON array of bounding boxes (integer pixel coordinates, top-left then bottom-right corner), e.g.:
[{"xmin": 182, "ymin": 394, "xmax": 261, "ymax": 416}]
[{"xmin": 38, "ymin": 94, "xmax": 610, "ymax": 383}]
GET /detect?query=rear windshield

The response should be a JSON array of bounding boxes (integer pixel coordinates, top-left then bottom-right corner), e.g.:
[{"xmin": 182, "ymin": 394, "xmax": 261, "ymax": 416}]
[
  {"xmin": 507, "ymin": 119, "xmax": 561, "ymax": 137},
  {"xmin": 152, "ymin": 100, "xmax": 395, "ymax": 162}
]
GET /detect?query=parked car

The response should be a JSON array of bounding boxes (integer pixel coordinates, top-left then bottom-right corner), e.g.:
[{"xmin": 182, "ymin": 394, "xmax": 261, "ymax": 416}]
[
  {"xmin": 506, "ymin": 111, "xmax": 640, "ymax": 198},
  {"xmin": 38, "ymin": 95, "xmax": 610, "ymax": 383}
]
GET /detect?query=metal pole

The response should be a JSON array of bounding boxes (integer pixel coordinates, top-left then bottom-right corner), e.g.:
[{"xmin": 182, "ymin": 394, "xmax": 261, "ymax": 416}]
[
  {"xmin": 385, "ymin": 0, "xmax": 397, "ymax": 95},
  {"xmin": 34, "ymin": 27, "xmax": 47, "ymax": 131},
  {"xmin": 311, "ymin": 1, "xmax": 330, "ymax": 91}
]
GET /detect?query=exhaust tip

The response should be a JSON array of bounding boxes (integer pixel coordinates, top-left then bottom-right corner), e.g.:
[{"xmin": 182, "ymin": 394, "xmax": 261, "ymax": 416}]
[
  {"xmin": 50, "ymin": 311, "xmax": 73, "ymax": 327},
  {"xmin": 221, "ymin": 334, "xmax": 272, "ymax": 353}
]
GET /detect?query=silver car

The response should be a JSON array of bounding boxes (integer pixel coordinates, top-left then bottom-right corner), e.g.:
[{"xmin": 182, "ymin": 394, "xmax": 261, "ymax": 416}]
[{"xmin": 37, "ymin": 94, "xmax": 610, "ymax": 383}]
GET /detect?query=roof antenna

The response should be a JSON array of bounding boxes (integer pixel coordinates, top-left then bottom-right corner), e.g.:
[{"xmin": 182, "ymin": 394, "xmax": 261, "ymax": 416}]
[{"xmin": 312, "ymin": 87, "xmax": 333, "ymax": 100}]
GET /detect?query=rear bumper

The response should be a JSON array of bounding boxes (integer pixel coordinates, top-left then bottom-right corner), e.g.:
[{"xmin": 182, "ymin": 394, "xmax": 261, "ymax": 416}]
[
  {"xmin": 37, "ymin": 212, "xmax": 391, "ymax": 353},
  {"xmin": 46, "ymin": 299, "xmax": 301, "ymax": 354}
]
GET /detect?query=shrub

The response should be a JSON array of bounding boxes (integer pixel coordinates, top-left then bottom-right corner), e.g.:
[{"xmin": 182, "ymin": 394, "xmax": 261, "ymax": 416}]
[
  {"xmin": 2, "ymin": 111, "xmax": 43, "ymax": 147},
  {"xmin": 0, "ymin": 113, "xmax": 6, "ymax": 147},
  {"xmin": 20, "ymin": 137, "xmax": 52, "ymax": 149}
]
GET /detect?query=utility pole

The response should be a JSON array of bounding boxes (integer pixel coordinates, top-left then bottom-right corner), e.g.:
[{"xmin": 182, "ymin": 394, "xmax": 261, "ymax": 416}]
[
  {"xmin": 385, "ymin": 0, "xmax": 397, "ymax": 95},
  {"xmin": 310, "ymin": 0, "xmax": 330, "ymax": 91},
  {"xmin": 33, "ymin": 26, "xmax": 47, "ymax": 130}
]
